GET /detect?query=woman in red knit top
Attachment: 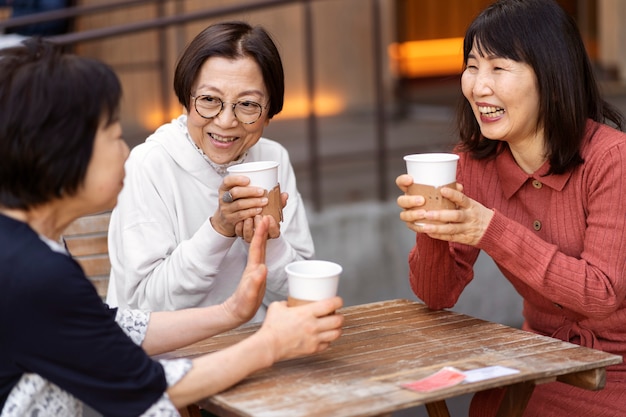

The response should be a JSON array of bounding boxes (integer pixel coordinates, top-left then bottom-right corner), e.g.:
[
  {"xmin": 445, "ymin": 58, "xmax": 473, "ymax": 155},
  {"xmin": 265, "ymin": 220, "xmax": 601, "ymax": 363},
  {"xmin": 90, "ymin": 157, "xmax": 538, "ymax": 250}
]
[{"xmin": 396, "ymin": 0, "xmax": 626, "ymax": 415}]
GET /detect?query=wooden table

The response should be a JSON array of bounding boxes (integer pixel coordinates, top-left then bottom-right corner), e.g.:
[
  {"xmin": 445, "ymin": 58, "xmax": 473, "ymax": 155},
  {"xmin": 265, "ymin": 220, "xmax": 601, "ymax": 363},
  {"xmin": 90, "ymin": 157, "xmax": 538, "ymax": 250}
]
[{"xmin": 161, "ymin": 299, "xmax": 622, "ymax": 417}]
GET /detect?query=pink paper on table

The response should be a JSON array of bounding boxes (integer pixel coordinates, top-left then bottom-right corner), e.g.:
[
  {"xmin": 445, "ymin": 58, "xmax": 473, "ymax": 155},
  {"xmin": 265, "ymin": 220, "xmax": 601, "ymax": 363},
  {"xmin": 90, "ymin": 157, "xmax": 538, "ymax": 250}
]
[{"xmin": 401, "ymin": 367, "xmax": 466, "ymax": 392}]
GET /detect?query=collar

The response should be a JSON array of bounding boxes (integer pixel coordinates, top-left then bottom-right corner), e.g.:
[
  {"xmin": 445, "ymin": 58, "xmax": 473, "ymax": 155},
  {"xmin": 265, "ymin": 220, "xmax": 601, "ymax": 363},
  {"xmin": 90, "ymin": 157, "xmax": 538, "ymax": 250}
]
[
  {"xmin": 179, "ymin": 116, "xmax": 248, "ymax": 177},
  {"xmin": 496, "ymin": 145, "xmax": 572, "ymax": 199}
]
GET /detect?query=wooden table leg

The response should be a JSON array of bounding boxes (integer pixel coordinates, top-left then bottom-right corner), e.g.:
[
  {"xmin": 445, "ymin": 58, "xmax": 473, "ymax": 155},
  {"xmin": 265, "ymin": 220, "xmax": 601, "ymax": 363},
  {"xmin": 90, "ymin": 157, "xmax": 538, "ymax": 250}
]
[
  {"xmin": 495, "ymin": 382, "xmax": 535, "ymax": 417},
  {"xmin": 178, "ymin": 405, "xmax": 202, "ymax": 417},
  {"xmin": 425, "ymin": 400, "xmax": 451, "ymax": 417}
]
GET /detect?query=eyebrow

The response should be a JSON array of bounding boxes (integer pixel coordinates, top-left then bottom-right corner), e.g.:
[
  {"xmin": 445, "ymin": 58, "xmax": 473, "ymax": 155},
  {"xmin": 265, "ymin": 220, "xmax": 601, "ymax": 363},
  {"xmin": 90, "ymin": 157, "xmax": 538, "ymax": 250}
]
[
  {"xmin": 195, "ymin": 85, "xmax": 265, "ymax": 99},
  {"xmin": 467, "ymin": 51, "xmax": 505, "ymax": 61}
]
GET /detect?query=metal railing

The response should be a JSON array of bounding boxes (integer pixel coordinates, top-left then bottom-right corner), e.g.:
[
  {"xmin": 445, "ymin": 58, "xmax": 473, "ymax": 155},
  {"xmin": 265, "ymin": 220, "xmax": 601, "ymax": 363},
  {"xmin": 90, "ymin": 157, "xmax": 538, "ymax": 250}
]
[{"xmin": 1, "ymin": 0, "xmax": 390, "ymax": 211}]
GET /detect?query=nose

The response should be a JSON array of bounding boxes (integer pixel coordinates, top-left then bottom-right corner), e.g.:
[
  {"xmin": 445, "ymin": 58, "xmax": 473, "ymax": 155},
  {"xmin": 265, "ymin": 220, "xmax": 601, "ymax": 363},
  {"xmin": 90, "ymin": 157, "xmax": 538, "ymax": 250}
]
[
  {"xmin": 472, "ymin": 70, "xmax": 493, "ymax": 96},
  {"xmin": 213, "ymin": 104, "xmax": 239, "ymax": 128}
]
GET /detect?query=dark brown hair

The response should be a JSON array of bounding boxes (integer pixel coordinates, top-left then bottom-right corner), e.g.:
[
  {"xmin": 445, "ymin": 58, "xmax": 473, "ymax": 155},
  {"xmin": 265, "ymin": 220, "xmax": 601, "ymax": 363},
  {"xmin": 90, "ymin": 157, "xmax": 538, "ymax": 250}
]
[
  {"xmin": 0, "ymin": 38, "xmax": 121, "ymax": 209},
  {"xmin": 457, "ymin": 0, "xmax": 624, "ymax": 174},
  {"xmin": 174, "ymin": 21, "xmax": 284, "ymax": 119}
]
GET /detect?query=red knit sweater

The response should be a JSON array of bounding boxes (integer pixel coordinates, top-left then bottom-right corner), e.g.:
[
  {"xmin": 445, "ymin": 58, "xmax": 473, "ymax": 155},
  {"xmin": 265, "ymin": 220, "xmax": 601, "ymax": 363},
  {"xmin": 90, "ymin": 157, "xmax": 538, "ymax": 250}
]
[{"xmin": 409, "ymin": 120, "xmax": 626, "ymax": 415}]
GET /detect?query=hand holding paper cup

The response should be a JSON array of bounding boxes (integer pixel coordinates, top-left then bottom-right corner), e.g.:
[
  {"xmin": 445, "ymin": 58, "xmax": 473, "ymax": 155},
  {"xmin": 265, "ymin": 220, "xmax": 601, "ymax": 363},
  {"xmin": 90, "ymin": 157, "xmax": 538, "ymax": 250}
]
[
  {"xmin": 404, "ymin": 153, "xmax": 459, "ymax": 224},
  {"xmin": 285, "ymin": 260, "xmax": 342, "ymax": 307},
  {"xmin": 227, "ymin": 161, "xmax": 282, "ymax": 223}
]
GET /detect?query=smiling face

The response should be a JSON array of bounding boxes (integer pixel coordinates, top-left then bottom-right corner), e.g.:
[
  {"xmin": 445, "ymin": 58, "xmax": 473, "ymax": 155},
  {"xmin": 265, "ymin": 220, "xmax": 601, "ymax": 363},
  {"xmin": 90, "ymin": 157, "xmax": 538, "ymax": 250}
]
[
  {"xmin": 461, "ymin": 42, "xmax": 543, "ymax": 150},
  {"xmin": 187, "ymin": 56, "xmax": 270, "ymax": 165}
]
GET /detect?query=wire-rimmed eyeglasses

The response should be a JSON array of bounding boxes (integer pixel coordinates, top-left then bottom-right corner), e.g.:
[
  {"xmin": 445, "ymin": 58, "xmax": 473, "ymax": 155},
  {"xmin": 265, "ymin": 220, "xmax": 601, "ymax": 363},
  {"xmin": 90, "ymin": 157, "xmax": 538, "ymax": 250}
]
[{"xmin": 191, "ymin": 95, "xmax": 267, "ymax": 125}]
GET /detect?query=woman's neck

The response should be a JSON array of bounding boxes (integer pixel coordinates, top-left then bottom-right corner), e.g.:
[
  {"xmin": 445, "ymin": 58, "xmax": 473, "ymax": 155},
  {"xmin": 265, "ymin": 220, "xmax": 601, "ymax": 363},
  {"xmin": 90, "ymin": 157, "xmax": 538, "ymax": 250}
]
[
  {"xmin": 507, "ymin": 134, "xmax": 548, "ymax": 174},
  {"xmin": 0, "ymin": 202, "xmax": 77, "ymax": 241}
]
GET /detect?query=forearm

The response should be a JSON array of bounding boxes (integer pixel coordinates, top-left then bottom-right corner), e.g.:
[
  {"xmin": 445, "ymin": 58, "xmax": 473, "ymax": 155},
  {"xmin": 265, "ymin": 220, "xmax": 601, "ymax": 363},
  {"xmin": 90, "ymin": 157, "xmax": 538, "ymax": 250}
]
[
  {"xmin": 142, "ymin": 304, "xmax": 240, "ymax": 356},
  {"xmin": 166, "ymin": 332, "xmax": 274, "ymax": 408},
  {"xmin": 125, "ymin": 220, "xmax": 236, "ymax": 310},
  {"xmin": 409, "ymin": 233, "xmax": 478, "ymax": 309}
]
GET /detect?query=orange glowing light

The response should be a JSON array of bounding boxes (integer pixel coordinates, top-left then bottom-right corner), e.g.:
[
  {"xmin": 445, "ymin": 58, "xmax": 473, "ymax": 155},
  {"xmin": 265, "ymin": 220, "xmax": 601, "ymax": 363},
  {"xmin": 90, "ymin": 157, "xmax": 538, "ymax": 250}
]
[
  {"xmin": 277, "ymin": 93, "xmax": 345, "ymax": 119},
  {"xmin": 388, "ymin": 37, "xmax": 464, "ymax": 78}
]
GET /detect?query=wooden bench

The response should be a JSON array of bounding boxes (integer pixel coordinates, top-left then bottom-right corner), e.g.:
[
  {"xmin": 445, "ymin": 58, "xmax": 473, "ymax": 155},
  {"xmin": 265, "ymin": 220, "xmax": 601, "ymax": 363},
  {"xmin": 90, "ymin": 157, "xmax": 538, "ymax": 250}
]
[{"xmin": 61, "ymin": 211, "xmax": 111, "ymax": 299}]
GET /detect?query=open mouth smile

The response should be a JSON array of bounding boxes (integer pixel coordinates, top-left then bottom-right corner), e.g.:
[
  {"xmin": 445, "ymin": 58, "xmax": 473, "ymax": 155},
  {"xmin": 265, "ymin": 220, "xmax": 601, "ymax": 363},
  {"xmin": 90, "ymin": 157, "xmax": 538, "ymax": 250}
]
[
  {"xmin": 478, "ymin": 105, "xmax": 505, "ymax": 118},
  {"xmin": 210, "ymin": 133, "xmax": 238, "ymax": 143}
]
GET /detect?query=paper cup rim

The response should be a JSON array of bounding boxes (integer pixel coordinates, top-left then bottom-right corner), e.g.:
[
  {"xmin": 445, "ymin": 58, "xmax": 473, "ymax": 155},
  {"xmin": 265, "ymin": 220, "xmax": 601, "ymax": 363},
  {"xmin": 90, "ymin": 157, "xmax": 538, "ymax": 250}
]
[
  {"xmin": 284, "ymin": 260, "xmax": 343, "ymax": 279},
  {"xmin": 227, "ymin": 160, "xmax": 279, "ymax": 174},
  {"xmin": 403, "ymin": 153, "xmax": 459, "ymax": 163}
]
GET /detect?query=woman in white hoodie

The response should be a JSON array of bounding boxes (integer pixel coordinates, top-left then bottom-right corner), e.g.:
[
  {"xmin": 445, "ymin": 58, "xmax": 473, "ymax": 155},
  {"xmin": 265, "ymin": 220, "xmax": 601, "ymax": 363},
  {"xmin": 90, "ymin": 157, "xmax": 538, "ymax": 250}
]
[{"xmin": 107, "ymin": 21, "xmax": 314, "ymax": 318}]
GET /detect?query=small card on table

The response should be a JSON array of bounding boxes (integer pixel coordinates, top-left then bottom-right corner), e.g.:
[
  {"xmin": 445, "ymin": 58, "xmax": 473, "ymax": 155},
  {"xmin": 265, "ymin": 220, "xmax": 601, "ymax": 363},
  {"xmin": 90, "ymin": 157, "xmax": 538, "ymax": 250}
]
[
  {"xmin": 401, "ymin": 365, "xmax": 520, "ymax": 393},
  {"xmin": 401, "ymin": 367, "xmax": 466, "ymax": 392}
]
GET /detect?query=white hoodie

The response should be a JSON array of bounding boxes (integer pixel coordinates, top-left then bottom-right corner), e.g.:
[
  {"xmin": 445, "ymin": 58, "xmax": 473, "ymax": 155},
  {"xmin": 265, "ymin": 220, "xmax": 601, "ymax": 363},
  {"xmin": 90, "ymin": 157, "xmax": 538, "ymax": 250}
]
[{"xmin": 106, "ymin": 115, "xmax": 314, "ymax": 321}]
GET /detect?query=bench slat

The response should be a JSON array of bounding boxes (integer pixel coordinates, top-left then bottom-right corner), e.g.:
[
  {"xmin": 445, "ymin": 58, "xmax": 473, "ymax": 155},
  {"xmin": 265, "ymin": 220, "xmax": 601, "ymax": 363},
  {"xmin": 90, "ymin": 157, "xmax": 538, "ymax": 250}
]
[{"xmin": 61, "ymin": 212, "xmax": 112, "ymax": 299}]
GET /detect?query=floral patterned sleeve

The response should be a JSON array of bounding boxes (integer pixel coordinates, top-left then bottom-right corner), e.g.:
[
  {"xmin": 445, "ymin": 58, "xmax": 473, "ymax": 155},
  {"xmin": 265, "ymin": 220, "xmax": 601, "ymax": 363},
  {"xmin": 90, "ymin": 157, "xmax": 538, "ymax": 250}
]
[
  {"xmin": 115, "ymin": 308, "xmax": 151, "ymax": 345},
  {"xmin": 139, "ymin": 359, "xmax": 193, "ymax": 417},
  {"xmin": 115, "ymin": 309, "xmax": 194, "ymax": 416}
]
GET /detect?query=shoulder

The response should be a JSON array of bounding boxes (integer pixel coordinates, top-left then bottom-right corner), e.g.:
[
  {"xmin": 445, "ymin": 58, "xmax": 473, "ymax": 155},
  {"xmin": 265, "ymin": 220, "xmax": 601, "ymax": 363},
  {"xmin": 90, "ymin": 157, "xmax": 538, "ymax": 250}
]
[
  {"xmin": 1, "ymin": 231, "xmax": 102, "ymax": 334},
  {"xmin": 126, "ymin": 122, "xmax": 192, "ymax": 175},
  {"xmin": 9, "ymin": 247, "xmax": 94, "ymax": 307},
  {"xmin": 582, "ymin": 120, "xmax": 626, "ymax": 161},
  {"xmin": 249, "ymin": 137, "xmax": 293, "ymax": 163},
  {"xmin": 256, "ymin": 137, "xmax": 290, "ymax": 154},
  {"xmin": 131, "ymin": 116, "xmax": 189, "ymax": 159}
]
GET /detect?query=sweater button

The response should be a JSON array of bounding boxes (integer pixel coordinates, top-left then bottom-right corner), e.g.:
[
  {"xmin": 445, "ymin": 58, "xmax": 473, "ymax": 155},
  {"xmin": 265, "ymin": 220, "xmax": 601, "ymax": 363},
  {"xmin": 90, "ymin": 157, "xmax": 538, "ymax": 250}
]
[
  {"xmin": 532, "ymin": 180, "xmax": 543, "ymax": 189},
  {"xmin": 533, "ymin": 220, "xmax": 542, "ymax": 231}
]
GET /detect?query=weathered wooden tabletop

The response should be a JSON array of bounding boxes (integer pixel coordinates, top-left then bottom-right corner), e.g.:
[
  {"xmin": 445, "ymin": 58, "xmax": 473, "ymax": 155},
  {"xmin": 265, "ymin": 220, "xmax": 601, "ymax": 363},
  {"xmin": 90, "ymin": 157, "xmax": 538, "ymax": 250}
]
[{"xmin": 161, "ymin": 299, "xmax": 622, "ymax": 417}]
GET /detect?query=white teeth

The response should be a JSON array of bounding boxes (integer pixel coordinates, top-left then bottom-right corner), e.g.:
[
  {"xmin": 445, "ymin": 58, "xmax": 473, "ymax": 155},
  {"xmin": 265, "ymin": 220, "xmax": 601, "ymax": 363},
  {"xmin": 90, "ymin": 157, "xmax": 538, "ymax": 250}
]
[
  {"xmin": 210, "ymin": 133, "xmax": 236, "ymax": 143},
  {"xmin": 478, "ymin": 106, "xmax": 505, "ymax": 116}
]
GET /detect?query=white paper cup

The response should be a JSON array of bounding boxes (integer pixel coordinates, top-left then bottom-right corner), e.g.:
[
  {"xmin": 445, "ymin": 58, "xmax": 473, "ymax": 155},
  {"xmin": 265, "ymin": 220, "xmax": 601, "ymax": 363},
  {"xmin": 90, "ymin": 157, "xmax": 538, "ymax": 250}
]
[
  {"xmin": 226, "ymin": 160, "xmax": 283, "ymax": 223},
  {"xmin": 404, "ymin": 153, "xmax": 459, "ymax": 225},
  {"xmin": 404, "ymin": 153, "xmax": 459, "ymax": 187},
  {"xmin": 285, "ymin": 260, "xmax": 342, "ymax": 306},
  {"xmin": 227, "ymin": 161, "xmax": 279, "ymax": 190}
]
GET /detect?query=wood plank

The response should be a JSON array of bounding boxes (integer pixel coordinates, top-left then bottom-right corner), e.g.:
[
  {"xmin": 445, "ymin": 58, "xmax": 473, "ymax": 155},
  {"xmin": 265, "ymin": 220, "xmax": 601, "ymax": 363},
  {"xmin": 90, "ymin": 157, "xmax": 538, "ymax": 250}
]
[
  {"xmin": 61, "ymin": 211, "xmax": 112, "ymax": 298},
  {"xmin": 75, "ymin": 256, "xmax": 111, "ymax": 277},
  {"xmin": 556, "ymin": 368, "xmax": 606, "ymax": 390},
  {"xmin": 62, "ymin": 211, "xmax": 111, "ymax": 235},
  {"xmin": 64, "ymin": 235, "xmax": 108, "ymax": 256}
]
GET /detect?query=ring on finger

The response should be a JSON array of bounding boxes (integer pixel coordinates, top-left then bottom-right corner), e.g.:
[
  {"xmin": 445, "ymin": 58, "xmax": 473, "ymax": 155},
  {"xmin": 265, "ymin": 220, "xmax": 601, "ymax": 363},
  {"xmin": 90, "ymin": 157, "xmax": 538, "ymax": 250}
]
[{"xmin": 222, "ymin": 190, "xmax": 234, "ymax": 203}]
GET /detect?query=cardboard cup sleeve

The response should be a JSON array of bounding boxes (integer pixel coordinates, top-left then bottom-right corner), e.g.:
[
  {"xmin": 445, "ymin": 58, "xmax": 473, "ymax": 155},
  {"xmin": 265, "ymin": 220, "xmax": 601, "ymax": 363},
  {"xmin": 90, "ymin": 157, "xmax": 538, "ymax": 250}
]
[
  {"xmin": 407, "ymin": 181, "xmax": 456, "ymax": 224},
  {"xmin": 262, "ymin": 184, "xmax": 283, "ymax": 223}
]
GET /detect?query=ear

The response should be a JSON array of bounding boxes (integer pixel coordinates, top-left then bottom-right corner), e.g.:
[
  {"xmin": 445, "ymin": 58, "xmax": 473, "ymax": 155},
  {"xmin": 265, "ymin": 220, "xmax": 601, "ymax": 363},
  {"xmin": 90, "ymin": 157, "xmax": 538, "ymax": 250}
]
[{"xmin": 264, "ymin": 118, "xmax": 271, "ymax": 127}]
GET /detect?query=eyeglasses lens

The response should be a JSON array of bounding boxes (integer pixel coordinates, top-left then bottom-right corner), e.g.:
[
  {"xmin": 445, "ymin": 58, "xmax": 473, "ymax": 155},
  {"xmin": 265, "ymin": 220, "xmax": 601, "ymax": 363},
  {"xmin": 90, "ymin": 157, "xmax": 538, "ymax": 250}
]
[{"xmin": 195, "ymin": 96, "xmax": 262, "ymax": 124}]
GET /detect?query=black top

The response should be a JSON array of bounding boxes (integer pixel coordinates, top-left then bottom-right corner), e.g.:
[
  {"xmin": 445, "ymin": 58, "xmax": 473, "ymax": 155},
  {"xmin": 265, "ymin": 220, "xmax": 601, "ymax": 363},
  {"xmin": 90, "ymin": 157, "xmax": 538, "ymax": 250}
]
[{"xmin": 0, "ymin": 214, "xmax": 167, "ymax": 416}]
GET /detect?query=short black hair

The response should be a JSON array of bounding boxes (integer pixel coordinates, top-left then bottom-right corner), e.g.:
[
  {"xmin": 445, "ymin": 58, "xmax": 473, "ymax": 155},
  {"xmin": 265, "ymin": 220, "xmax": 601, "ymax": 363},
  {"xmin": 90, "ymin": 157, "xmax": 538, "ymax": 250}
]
[
  {"xmin": 0, "ymin": 38, "xmax": 122, "ymax": 209},
  {"xmin": 457, "ymin": 0, "xmax": 624, "ymax": 174},
  {"xmin": 174, "ymin": 21, "xmax": 284, "ymax": 119}
]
